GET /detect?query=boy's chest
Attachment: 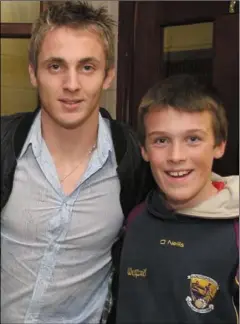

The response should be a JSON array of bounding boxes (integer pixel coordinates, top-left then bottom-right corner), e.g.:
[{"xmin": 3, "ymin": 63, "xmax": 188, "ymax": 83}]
[
  {"xmin": 119, "ymin": 216, "xmax": 238, "ymax": 322},
  {"xmin": 123, "ymin": 217, "xmax": 237, "ymax": 278}
]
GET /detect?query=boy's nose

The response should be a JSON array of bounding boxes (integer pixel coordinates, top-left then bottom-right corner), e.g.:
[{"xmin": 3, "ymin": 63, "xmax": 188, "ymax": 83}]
[{"xmin": 168, "ymin": 142, "xmax": 186, "ymax": 163}]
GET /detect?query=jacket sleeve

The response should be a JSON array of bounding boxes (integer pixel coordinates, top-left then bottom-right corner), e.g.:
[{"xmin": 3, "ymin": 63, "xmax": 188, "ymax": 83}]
[{"xmin": 232, "ymin": 275, "xmax": 239, "ymax": 314}]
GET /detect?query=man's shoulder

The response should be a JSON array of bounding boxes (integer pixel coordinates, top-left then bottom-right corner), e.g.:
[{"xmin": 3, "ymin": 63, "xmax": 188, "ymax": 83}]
[
  {"xmin": 109, "ymin": 117, "xmax": 139, "ymax": 144},
  {"xmin": 1, "ymin": 113, "xmax": 26, "ymax": 138},
  {"xmin": 100, "ymin": 107, "xmax": 136, "ymax": 136},
  {"xmin": 1, "ymin": 112, "xmax": 25, "ymax": 124},
  {"xmin": 1, "ymin": 111, "xmax": 35, "ymax": 145}
]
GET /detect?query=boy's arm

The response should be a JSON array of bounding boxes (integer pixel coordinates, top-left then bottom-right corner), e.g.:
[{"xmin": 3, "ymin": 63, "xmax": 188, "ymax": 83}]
[
  {"xmin": 233, "ymin": 276, "xmax": 239, "ymax": 313},
  {"xmin": 233, "ymin": 219, "xmax": 239, "ymax": 312}
]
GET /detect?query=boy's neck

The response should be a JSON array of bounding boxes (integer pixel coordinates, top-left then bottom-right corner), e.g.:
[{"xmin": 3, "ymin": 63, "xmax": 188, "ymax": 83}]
[{"xmin": 166, "ymin": 182, "xmax": 219, "ymax": 211}]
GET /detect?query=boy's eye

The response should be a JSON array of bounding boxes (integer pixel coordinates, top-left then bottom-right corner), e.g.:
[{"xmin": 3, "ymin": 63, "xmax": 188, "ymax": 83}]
[
  {"xmin": 187, "ymin": 136, "xmax": 201, "ymax": 144},
  {"xmin": 154, "ymin": 138, "xmax": 168, "ymax": 145}
]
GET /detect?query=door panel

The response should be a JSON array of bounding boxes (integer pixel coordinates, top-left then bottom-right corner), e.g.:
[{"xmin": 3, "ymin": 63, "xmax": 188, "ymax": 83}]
[
  {"xmin": 116, "ymin": 1, "xmax": 232, "ymax": 128},
  {"xmin": 212, "ymin": 14, "xmax": 239, "ymax": 175}
]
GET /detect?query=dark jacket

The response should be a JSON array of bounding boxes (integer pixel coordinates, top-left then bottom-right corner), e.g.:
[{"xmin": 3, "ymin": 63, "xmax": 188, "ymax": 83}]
[
  {"xmin": 116, "ymin": 189, "xmax": 239, "ymax": 324},
  {"xmin": 1, "ymin": 107, "xmax": 155, "ymax": 323}
]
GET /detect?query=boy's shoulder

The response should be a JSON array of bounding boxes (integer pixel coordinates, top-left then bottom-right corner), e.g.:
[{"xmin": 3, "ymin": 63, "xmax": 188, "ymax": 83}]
[{"xmin": 127, "ymin": 201, "xmax": 147, "ymax": 227}]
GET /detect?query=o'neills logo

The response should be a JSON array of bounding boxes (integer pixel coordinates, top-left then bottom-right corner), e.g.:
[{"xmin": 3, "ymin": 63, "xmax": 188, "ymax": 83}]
[
  {"xmin": 127, "ymin": 267, "xmax": 147, "ymax": 278},
  {"xmin": 160, "ymin": 239, "xmax": 184, "ymax": 248}
]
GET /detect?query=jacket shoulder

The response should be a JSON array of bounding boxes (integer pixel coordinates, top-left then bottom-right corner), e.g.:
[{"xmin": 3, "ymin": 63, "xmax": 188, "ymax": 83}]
[
  {"xmin": 109, "ymin": 118, "xmax": 140, "ymax": 162},
  {"xmin": 127, "ymin": 201, "xmax": 146, "ymax": 228},
  {"xmin": 1, "ymin": 113, "xmax": 26, "ymax": 140}
]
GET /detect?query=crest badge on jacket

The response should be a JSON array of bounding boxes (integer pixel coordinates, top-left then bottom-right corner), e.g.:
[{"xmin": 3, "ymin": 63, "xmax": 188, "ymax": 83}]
[{"xmin": 186, "ymin": 274, "xmax": 219, "ymax": 313}]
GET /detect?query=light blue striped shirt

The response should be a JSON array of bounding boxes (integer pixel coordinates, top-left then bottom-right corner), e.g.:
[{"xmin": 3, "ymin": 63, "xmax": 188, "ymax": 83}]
[{"xmin": 1, "ymin": 111, "xmax": 124, "ymax": 324}]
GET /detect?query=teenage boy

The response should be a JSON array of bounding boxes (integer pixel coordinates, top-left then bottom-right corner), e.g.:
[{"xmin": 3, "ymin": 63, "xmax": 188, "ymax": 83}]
[
  {"xmin": 1, "ymin": 2, "xmax": 153, "ymax": 323},
  {"xmin": 115, "ymin": 74, "xmax": 239, "ymax": 324}
]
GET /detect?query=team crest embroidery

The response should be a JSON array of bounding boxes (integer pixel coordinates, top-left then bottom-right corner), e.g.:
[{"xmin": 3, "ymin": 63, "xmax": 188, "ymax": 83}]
[{"xmin": 186, "ymin": 274, "xmax": 219, "ymax": 313}]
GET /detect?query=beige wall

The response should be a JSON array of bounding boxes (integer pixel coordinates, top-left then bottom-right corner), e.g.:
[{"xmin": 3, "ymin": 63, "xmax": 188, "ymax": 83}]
[
  {"xmin": 1, "ymin": 38, "xmax": 38, "ymax": 115},
  {"xmin": 1, "ymin": 1, "xmax": 40, "ymax": 23},
  {"xmin": 1, "ymin": 1, "xmax": 40, "ymax": 115}
]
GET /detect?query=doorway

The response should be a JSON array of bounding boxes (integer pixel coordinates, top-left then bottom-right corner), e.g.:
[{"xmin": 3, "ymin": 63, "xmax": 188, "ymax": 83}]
[{"xmin": 117, "ymin": 1, "xmax": 239, "ymax": 175}]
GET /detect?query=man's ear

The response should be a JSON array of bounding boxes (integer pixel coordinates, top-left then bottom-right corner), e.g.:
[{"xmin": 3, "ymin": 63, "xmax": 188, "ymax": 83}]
[
  {"xmin": 28, "ymin": 64, "xmax": 37, "ymax": 88},
  {"xmin": 214, "ymin": 141, "xmax": 226, "ymax": 159},
  {"xmin": 103, "ymin": 67, "xmax": 115, "ymax": 90},
  {"xmin": 141, "ymin": 145, "xmax": 149, "ymax": 162}
]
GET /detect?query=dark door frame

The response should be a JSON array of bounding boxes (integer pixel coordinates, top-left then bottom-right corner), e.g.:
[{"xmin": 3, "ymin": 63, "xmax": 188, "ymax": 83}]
[{"xmin": 116, "ymin": 1, "xmax": 236, "ymax": 129}]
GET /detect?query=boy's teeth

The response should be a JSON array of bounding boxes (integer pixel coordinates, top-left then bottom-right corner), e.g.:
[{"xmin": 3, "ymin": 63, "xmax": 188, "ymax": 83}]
[{"xmin": 168, "ymin": 171, "xmax": 190, "ymax": 177}]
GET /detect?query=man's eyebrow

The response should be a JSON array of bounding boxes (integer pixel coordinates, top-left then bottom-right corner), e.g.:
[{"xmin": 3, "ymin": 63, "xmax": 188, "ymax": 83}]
[
  {"xmin": 78, "ymin": 57, "xmax": 101, "ymax": 65},
  {"xmin": 42, "ymin": 56, "xmax": 101, "ymax": 65},
  {"xmin": 42, "ymin": 57, "xmax": 65, "ymax": 65}
]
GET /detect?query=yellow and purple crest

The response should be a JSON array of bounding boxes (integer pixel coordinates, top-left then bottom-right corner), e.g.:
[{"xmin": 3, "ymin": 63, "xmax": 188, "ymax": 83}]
[{"xmin": 186, "ymin": 274, "xmax": 219, "ymax": 313}]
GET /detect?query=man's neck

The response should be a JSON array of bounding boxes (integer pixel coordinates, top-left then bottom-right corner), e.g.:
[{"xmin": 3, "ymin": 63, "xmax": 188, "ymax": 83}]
[{"xmin": 40, "ymin": 109, "xmax": 99, "ymax": 164}]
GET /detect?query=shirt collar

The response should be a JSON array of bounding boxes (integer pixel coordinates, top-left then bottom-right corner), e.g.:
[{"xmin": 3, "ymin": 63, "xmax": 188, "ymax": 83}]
[{"xmin": 18, "ymin": 110, "xmax": 114, "ymax": 163}]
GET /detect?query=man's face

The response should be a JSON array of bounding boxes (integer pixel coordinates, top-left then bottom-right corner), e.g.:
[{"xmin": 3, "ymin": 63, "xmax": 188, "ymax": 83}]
[
  {"xmin": 142, "ymin": 107, "xmax": 226, "ymax": 210},
  {"xmin": 29, "ymin": 26, "xmax": 114, "ymax": 129}
]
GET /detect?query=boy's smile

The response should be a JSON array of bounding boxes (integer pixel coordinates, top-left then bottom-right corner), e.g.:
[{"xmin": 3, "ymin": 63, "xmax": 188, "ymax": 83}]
[{"xmin": 142, "ymin": 107, "xmax": 226, "ymax": 210}]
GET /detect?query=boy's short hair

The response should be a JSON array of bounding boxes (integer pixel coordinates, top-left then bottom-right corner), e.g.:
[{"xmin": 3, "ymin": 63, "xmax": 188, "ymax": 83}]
[
  {"xmin": 29, "ymin": 0, "xmax": 115, "ymax": 72},
  {"xmin": 138, "ymin": 74, "xmax": 228, "ymax": 147}
]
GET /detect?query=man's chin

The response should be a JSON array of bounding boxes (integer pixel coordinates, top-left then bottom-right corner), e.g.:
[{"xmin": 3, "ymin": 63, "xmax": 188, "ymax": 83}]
[
  {"xmin": 53, "ymin": 113, "xmax": 87, "ymax": 130},
  {"xmin": 57, "ymin": 119, "xmax": 86, "ymax": 130}
]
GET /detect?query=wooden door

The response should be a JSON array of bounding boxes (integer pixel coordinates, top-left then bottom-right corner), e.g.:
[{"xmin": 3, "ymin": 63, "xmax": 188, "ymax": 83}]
[
  {"xmin": 117, "ymin": 1, "xmax": 239, "ymax": 175},
  {"xmin": 212, "ymin": 13, "xmax": 239, "ymax": 175}
]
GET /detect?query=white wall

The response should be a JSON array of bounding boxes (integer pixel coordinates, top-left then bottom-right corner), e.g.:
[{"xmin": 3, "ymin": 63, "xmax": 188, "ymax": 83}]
[{"xmin": 90, "ymin": 1, "xmax": 119, "ymax": 119}]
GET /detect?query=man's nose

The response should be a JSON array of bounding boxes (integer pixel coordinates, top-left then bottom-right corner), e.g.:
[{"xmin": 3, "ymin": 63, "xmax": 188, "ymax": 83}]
[{"xmin": 63, "ymin": 70, "xmax": 80, "ymax": 92}]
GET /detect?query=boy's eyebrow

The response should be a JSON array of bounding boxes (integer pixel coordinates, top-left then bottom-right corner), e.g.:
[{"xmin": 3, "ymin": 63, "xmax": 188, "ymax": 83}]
[
  {"xmin": 42, "ymin": 56, "xmax": 101, "ymax": 65},
  {"xmin": 184, "ymin": 129, "xmax": 208, "ymax": 134},
  {"xmin": 148, "ymin": 129, "xmax": 208, "ymax": 137}
]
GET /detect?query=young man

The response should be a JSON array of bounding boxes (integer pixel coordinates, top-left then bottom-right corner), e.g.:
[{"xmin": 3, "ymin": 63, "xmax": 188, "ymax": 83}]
[
  {"xmin": 116, "ymin": 74, "xmax": 239, "ymax": 324},
  {"xmin": 1, "ymin": 2, "xmax": 153, "ymax": 323}
]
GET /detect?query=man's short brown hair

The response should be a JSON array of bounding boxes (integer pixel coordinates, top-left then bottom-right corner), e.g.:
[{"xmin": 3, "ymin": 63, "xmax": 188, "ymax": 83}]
[
  {"xmin": 29, "ymin": 0, "xmax": 115, "ymax": 72},
  {"xmin": 138, "ymin": 74, "xmax": 228, "ymax": 147}
]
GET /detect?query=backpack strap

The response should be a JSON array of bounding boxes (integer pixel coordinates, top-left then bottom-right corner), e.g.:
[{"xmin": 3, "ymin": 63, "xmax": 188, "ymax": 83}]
[{"xmin": 234, "ymin": 219, "xmax": 239, "ymax": 283}]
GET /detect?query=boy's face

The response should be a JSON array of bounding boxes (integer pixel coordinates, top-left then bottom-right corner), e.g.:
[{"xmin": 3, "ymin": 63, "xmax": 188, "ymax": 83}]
[
  {"xmin": 29, "ymin": 26, "xmax": 114, "ymax": 129},
  {"xmin": 142, "ymin": 107, "xmax": 226, "ymax": 210}
]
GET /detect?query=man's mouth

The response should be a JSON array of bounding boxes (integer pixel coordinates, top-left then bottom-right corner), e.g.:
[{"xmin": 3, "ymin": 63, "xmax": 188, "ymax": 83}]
[
  {"xmin": 165, "ymin": 170, "xmax": 193, "ymax": 178},
  {"xmin": 59, "ymin": 99, "xmax": 82, "ymax": 104}
]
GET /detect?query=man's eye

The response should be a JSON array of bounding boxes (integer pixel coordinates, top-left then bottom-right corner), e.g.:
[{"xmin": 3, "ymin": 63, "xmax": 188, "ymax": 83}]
[
  {"xmin": 49, "ymin": 64, "xmax": 60, "ymax": 71},
  {"xmin": 83, "ymin": 65, "xmax": 94, "ymax": 72}
]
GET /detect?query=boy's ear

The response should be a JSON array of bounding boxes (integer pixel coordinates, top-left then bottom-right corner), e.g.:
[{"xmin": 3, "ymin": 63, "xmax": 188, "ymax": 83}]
[
  {"xmin": 103, "ymin": 67, "xmax": 115, "ymax": 90},
  {"xmin": 28, "ymin": 64, "xmax": 37, "ymax": 88},
  {"xmin": 214, "ymin": 141, "xmax": 226, "ymax": 159},
  {"xmin": 141, "ymin": 146, "xmax": 149, "ymax": 162}
]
